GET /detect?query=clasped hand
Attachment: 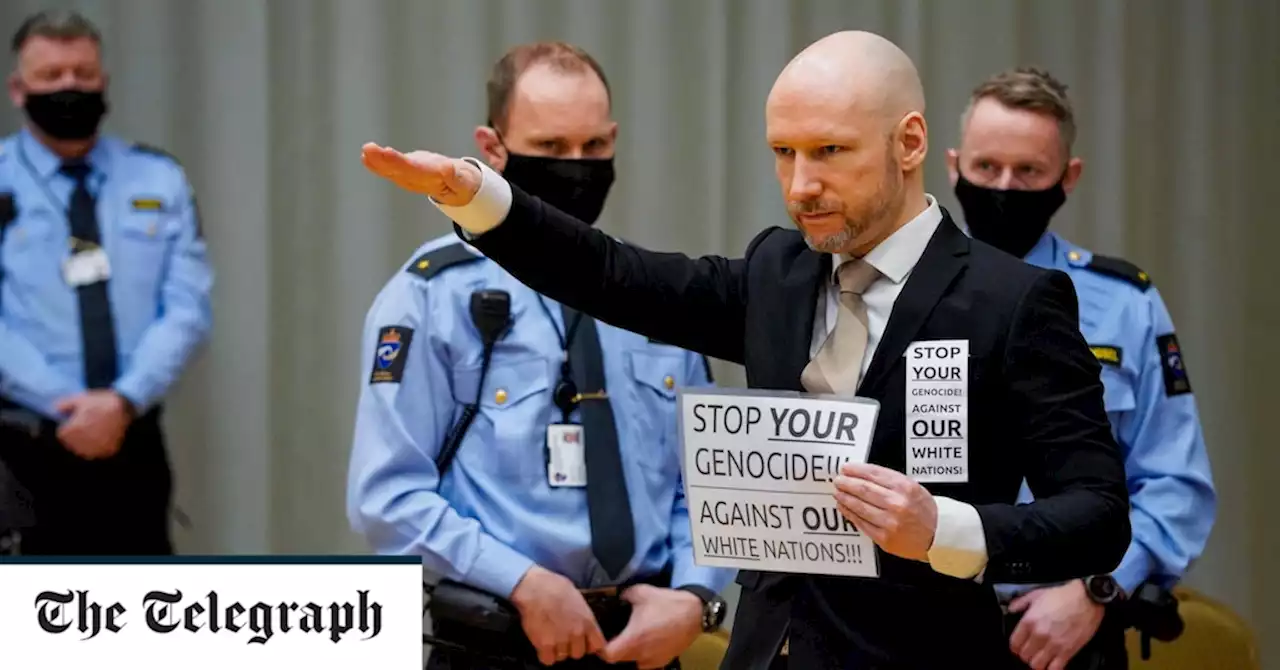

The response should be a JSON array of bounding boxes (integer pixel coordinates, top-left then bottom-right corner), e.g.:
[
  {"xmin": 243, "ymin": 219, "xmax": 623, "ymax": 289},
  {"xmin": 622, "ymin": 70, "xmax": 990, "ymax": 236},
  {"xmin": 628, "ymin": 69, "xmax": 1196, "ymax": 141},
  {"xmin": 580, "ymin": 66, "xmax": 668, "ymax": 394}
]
[
  {"xmin": 511, "ymin": 566, "xmax": 701, "ymax": 668},
  {"xmin": 54, "ymin": 390, "xmax": 132, "ymax": 460},
  {"xmin": 832, "ymin": 462, "xmax": 938, "ymax": 561},
  {"xmin": 598, "ymin": 584, "xmax": 702, "ymax": 669},
  {"xmin": 1008, "ymin": 580, "xmax": 1105, "ymax": 670}
]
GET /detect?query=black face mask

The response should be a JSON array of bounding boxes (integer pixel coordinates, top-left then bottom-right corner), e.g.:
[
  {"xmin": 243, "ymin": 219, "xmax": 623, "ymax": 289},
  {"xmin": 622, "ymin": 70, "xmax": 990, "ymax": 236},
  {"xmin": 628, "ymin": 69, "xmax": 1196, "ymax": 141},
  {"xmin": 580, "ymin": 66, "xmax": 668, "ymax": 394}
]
[
  {"xmin": 954, "ymin": 171, "xmax": 1066, "ymax": 259},
  {"xmin": 501, "ymin": 151, "xmax": 616, "ymax": 226},
  {"xmin": 23, "ymin": 88, "xmax": 108, "ymax": 141}
]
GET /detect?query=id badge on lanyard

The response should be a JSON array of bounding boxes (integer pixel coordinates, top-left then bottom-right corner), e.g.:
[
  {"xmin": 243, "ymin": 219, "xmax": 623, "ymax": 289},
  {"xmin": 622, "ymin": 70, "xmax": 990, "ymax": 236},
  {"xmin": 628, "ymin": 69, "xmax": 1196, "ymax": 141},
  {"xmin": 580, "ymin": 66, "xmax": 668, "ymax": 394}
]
[
  {"xmin": 543, "ymin": 298, "xmax": 589, "ymax": 488},
  {"xmin": 63, "ymin": 245, "xmax": 111, "ymax": 287},
  {"xmin": 547, "ymin": 424, "xmax": 587, "ymax": 487},
  {"xmin": 15, "ymin": 140, "xmax": 112, "ymax": 289}
]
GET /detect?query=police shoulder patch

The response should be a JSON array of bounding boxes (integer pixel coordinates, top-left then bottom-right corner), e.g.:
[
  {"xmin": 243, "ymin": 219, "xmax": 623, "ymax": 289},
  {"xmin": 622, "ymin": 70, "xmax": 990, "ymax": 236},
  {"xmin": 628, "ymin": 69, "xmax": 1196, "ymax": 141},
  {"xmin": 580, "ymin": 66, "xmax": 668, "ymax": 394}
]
[
  {"xmin": 1083, "ymin": 254, "xmax": 1152, "ymax": 291},
  {"xmin": 370, "ymin": 326, "xmax": 415, "ymax": 384},
  {"xmin": 405, "ymin": 243, "xmax": 482, "ymax": 281},
  {"xmin": 1089, "ymin": 345, "xmax": 1123, "ymax": 368},
  {"xmin": 1155, "ymin": 333, "xmax": 1192, "ymax": 396}
]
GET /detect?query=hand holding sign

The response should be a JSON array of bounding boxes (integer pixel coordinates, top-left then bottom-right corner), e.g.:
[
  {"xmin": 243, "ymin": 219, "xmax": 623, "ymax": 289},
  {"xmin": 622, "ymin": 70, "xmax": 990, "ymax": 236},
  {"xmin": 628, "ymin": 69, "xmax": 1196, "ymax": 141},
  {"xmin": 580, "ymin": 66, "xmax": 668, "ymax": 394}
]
[{"xmin": 833, "ymin": 462, "xmax": 938, "ymax": 562}]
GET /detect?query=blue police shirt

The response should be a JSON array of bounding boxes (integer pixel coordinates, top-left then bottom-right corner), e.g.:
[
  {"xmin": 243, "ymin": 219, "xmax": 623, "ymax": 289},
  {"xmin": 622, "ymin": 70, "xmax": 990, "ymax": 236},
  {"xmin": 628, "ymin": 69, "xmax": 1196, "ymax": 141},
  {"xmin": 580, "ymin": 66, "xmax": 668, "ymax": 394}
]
[
  {"xmin": 347, "ymin": 234, "xmax": 736, "ymax": 599},
  {"xmin": 1011, "ymin": 231, "xmax": 1217, "ymax": 594},
  {"xmin": 0, "ymin": 128, "xmax": 213, "ymax": 419}
]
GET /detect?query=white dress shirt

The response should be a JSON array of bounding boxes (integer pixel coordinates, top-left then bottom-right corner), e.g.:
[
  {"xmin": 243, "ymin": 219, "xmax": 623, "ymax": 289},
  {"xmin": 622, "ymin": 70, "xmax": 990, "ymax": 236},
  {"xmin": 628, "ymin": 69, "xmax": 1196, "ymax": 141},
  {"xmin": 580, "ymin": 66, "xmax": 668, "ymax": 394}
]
[{"xmin": 434, "ymin": 158, "xmax": 989, "ymax": 580}]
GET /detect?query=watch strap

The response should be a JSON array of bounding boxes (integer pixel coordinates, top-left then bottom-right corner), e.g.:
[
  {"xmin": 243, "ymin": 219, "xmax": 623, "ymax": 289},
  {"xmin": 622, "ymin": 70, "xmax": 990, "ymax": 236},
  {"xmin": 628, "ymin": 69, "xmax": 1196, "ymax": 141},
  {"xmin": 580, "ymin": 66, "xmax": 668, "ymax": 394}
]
[
  {"xmin": 675, "ymin": 584, "xmax": 716, "ymax": 605},
  {"xmin": 676, "ymin": 585, "xmax": 724, "ymax": 632}
]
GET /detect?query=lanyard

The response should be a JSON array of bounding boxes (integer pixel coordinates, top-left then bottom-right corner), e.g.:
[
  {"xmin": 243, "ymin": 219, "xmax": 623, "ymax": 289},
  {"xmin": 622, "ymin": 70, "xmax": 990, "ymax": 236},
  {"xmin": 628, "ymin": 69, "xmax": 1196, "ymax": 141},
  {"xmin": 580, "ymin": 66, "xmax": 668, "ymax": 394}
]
[
  {"xmin": 535, "ymin": 295, "xmax": 586, "ymax": 423},
  {"xmin": 15, "ymin": 134, "xmax": 80, "ymax": 218}
]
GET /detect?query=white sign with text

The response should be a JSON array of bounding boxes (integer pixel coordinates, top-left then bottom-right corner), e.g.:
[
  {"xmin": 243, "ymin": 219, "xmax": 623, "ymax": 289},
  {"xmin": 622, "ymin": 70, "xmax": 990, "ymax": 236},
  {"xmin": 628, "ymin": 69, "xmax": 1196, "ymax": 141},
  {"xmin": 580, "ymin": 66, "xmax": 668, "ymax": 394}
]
[
  {"xmin": 678, "ymin": 389, "xmax": 881, "ymax": 578},
  {"xmin": 904, "ymin": 339, "xmax": 970, "ymax": 483}
]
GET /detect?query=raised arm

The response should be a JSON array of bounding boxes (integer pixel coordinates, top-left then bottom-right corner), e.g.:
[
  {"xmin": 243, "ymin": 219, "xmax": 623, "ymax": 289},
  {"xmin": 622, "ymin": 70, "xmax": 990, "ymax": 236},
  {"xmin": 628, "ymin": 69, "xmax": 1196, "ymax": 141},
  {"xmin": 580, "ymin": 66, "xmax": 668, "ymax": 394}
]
[
  {"xmin": 361, "ymin": 144, "xmax": 759, "ymax": 364},
  {"xmin": 978, "ymin": 270, "xmax": 1132, "ymax": 583}
]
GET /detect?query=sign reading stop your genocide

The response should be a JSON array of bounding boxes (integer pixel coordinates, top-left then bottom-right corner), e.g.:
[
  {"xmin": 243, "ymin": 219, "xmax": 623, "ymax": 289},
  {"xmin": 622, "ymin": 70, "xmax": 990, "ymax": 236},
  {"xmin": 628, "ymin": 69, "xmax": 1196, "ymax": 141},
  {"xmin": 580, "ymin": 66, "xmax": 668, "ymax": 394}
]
[
  {"xmin": 677, "ymin": 388, "xmax": 881, "ymax": 578},
  {"xmin": 904, "ymin": 339, "xmax": 969, "ymax": 483}
]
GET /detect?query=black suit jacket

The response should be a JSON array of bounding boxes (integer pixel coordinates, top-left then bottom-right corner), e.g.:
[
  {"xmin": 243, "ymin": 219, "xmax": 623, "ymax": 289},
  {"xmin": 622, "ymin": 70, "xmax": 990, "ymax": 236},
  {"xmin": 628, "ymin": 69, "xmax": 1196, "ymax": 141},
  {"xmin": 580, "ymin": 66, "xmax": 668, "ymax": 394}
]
[{"xmin": 459, "ymin": 187, "xmax": 1130, "ymax": 669}]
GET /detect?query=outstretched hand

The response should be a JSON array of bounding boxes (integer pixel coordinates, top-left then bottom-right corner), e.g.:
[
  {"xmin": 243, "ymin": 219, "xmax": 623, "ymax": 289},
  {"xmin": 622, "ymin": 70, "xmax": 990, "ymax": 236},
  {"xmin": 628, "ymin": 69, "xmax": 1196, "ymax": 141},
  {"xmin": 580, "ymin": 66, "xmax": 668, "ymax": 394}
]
[{"xmin": 360, "ymin": 143, "xmax": 481, "ymax": 206}]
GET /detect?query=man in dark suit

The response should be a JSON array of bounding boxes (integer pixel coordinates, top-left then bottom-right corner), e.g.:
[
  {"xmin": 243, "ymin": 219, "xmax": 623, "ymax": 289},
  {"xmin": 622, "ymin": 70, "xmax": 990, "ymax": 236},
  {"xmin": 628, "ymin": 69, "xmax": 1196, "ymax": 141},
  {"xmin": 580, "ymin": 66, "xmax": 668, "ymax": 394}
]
[{"xmin": 359, "ymin": 30, "xmax": 1129, "ymax": 670}]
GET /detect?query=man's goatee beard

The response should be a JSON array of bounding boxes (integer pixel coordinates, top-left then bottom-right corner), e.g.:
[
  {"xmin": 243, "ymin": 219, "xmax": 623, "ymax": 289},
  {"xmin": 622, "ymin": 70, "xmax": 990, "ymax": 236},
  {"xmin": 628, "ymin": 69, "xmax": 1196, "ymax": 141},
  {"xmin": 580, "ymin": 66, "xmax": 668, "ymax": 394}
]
[{"xmin": 803, "ymin": 225, "xmax": 855, "ymax": 254}]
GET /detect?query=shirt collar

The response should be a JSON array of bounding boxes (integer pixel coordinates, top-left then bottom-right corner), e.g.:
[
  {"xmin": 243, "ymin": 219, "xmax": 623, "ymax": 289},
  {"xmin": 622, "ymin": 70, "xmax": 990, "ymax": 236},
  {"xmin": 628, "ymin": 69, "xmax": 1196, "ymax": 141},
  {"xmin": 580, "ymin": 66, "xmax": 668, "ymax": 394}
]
[
  {"xmin": 19, "ymin": 126, "xmax": 111, "ymax": 181},
  {"xmin": 830, "ymin": 193, "xmax": 944, "ymax": 285},
  {"xmin": 1021, "ymin": 231, "xmax": 1060, "ymax": 269}
]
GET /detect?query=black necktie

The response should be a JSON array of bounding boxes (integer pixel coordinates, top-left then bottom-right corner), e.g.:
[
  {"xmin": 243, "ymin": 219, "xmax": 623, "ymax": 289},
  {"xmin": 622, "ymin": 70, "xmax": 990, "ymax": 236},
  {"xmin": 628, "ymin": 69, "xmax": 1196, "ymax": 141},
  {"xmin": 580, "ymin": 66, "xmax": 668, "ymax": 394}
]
[
  {"xmin": 562, "ymin": 304, "xmax": 634, "ymax": 579},
  {"xmin": 61, "ymin": 161, "xmax": 118, "ymax": 389}
]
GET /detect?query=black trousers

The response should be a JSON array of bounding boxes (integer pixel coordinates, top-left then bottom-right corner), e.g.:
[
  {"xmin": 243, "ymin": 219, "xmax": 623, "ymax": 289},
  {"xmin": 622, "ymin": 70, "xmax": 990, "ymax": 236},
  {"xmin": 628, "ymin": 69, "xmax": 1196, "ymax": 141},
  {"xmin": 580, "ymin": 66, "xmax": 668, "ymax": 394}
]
[
  {"xmin": 0, "ymin": 406, "xmax": 173, "ymax": 555},
  {"xmin": 426, "ymin": 602, "xmax": 681, "ymax": 670},
  {"xmin": 1004, "ymin": 608, "xmax": 1129, "ymax": 670},
  {"xmin": 760, "ymin": 610, "xmax": 1128, "ymax": 670}
]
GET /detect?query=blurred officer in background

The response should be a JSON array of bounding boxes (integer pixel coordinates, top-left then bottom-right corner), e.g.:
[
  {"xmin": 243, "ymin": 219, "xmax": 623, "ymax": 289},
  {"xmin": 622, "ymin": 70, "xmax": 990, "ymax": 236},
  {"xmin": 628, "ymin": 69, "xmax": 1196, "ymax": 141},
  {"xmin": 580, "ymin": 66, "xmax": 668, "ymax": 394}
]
[
  {"xmin": 347, "ymin": 41, "xmax": 732, "ymax": 670},
  {"xmin": 0, "ymin": 10, "xmax": 213, "ymax": 555},
  {"xmin": 947, "ymin": 66, "xmax": 1216, "ymax": 670}
]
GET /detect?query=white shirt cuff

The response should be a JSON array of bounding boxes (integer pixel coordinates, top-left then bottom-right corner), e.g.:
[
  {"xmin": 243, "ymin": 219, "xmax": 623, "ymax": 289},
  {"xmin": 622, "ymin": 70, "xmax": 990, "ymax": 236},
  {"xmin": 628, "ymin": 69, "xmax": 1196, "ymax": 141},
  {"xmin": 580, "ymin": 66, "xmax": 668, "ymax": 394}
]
[
  {"xmin": 430, "ymin": 157, "xmax": 513, "ymax": 236},
  {"xmin": 927, "ymin": 496, "xmax": 989, "ymax": 579}
]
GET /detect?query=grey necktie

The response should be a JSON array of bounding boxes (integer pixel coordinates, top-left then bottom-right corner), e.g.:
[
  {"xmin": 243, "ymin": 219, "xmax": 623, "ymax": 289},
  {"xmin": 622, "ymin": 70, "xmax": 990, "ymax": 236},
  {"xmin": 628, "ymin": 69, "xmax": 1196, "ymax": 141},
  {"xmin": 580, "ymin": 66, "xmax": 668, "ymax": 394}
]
[{"xmin": 801, "ymin": 258, "xmax": 881, "ymax": 395}]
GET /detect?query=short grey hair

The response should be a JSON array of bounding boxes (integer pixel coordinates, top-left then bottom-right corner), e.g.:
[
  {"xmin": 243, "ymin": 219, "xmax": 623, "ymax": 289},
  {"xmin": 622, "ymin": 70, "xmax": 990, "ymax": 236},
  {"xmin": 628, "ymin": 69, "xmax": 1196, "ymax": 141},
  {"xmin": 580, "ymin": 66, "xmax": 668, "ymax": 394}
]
[
  {"xmin": 960, "ymin": 66, "xmax": 1076, "ymax": 154},
  {"xmin": 11, "ymin": 9, "xmax": 102, "ymax": 55}
]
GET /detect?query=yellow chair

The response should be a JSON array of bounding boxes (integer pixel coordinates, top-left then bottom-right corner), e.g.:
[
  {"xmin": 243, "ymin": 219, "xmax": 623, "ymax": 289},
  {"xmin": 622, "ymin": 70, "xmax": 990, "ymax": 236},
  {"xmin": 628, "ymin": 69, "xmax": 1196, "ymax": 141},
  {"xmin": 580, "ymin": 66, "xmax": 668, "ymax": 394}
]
[
  {"xmin": 680, "ymin": 630, "xmax": 730, "ymax": 670},
  {"xmin": 1126, "ymin": 587, "xmax": 1259, "ymax": 670}
]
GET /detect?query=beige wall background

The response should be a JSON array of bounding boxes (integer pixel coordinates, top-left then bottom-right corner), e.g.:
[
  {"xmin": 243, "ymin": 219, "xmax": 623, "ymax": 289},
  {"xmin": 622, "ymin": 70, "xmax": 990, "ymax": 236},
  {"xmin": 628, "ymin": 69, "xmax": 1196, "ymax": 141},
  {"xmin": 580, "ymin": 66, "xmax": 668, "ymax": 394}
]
[{"xmin": 2, "ymin": 0, "xmax": 1276, "ymax": 665}]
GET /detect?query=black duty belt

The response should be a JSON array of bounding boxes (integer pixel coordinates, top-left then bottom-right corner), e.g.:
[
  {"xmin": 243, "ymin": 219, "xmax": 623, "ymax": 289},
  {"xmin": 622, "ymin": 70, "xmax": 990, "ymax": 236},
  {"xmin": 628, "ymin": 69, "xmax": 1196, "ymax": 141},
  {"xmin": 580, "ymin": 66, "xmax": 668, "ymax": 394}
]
[
  {"xmin": 0, "ymin": 400, "xmax": 55, "ymax": 440},
  {"xmin": 427, "ymin": 565, "xmax": 674, "ymax": 665}
]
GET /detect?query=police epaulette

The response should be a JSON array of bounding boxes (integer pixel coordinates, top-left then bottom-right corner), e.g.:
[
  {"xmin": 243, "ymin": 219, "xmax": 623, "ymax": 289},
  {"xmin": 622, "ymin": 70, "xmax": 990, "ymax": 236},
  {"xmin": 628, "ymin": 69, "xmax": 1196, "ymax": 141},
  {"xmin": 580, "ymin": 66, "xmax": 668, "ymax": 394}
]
[
  {"xmin": 131, "ymin": 142, "xmax": 182, "ymax": 164},
  {"xmin": 405, "ymin": 243, "xmax": 481, "ymax": 280},
  {"xmin": 1084, "ymin": 254, "xmax": 1152, "ymax": 291}
]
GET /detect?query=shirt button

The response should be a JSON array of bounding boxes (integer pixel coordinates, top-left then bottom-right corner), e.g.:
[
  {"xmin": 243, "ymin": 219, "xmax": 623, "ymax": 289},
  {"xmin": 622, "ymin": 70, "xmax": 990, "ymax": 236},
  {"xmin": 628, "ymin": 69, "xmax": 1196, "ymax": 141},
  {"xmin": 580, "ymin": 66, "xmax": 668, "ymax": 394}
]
[{"xmin": 495, "ymin": 389, "xmax": 508, "ymax": 404}]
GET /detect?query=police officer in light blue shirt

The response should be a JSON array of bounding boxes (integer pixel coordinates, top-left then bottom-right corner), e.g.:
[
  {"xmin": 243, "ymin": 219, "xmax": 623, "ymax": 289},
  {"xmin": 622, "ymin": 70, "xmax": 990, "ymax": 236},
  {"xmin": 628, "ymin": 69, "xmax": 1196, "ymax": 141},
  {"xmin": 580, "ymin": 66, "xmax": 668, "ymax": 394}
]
[
  {"xmin": 0, "ymin": 11, "xmax": 212, "ymax": 555},
  {"xmin": 947, "ymin": 66, "xmax": 1215, "ymax": 670},
  {"xmin": 346, "ymin": 42, "xmax": 732, "ymax": 670}
]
